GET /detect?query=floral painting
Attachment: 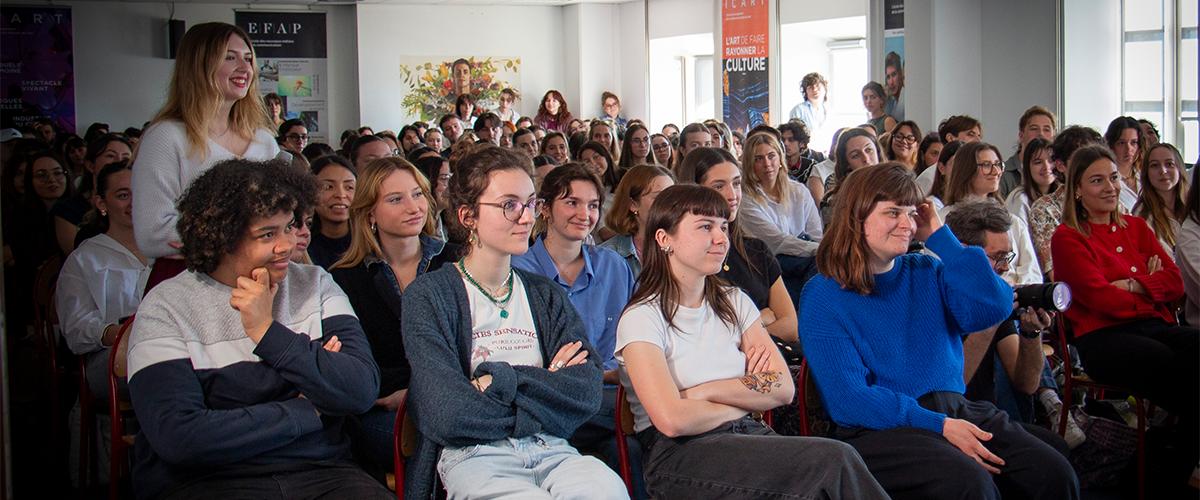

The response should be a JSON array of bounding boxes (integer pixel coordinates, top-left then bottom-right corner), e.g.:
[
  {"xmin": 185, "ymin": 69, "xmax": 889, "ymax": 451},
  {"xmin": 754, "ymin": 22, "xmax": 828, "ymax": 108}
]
[{"xmin": 399, "ymin": 56, "xmax": 520, "ymax": 122}]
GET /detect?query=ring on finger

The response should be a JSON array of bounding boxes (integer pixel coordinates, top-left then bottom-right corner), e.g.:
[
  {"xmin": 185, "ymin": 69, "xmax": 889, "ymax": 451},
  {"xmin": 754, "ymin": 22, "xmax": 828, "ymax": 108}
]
[{"xmin": 553, "ymin": 361, "xmax": 565, "ymax": 369}]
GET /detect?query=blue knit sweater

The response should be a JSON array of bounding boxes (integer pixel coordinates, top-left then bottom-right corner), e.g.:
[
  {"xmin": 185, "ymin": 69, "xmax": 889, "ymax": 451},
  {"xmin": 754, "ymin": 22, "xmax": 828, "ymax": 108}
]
[{"xmin": 799, "ymin": 226, "xmax": 1012, "ymax": 433}]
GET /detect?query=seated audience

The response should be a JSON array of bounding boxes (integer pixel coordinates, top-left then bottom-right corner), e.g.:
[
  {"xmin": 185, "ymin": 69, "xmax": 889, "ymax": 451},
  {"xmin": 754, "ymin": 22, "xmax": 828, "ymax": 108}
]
[
  {"xmin": 535, "ymin": 90, "xmax": 574, "ymax": 132},
  {"xmin": 474, "ymin": 111, "xmax": 502, "ymax": 146},
  {"xmin": 999, "ymin": 106, "xmax": 1057, "ymax": 198},
  {"xmin": 348, "ymin": 135, "xmax": 391, "ymax": 171},
  {"xmin": 737, "ymin": 134, "xmax": 823, "ymax": 306},
  {"xmin": 1104, "ymin": 116, "xmax": 1144, "ymax": 210},
  {"xmin": 617, "ymin": 123, "xmax": 652, "ymax": 172},
  {"xmin": 590, "ymin": 119, "xmax": 621, "ymax": 163},
  {"xmin": 1133, "ymin": 143, "xmax": 1189, "ymax": 260},
  {"xmin": 511, "ymin": 164, "xmax": 643, "ymax": 498},
  {"xmin": 58, "ymin": 161, "xmax": 147, "ymax": 399},
  {"xmin": 649, "ymin": 132, "xmax": 673, "ymax": 169},
  {"xmin": 278, "ymin": 118, "xmax": 308, "ymax": 155},
  {"xmin": 423, "ymin": 127, "xmax": 444, "ymax": 152},
  {"xmin": 126, "ymin": 158, "xmax": 388, "ymax": 500},
  {"xmin": 944, "ymin": 200, "xmax": 1081, "ymax": 448},
  {"xmin": 302, "ymin": 142, "xmax": 335, "ymax": 163},
  {"xmin": 455, "ymin": 94, "xmax": 478, "ymax": 129},
  {"xmin": 806, "ymin": 128, "xmax": 845, "ymax": 202},
  {"xmin": 679, "ymin": 147, "xmax": 799, "ymax": 346},
  {"xmin": 779, "ymin": 120, "xmax": 823, "ymax": 183},
  {"xmin": 400, "ymin": 146, "xmax": 626, "ymax": 499},
  {"xmin": 1028, "ymin": 126, "xmax": 1105, "ymax": 280},
  {"xmin": 940, "ymin": 141, "xmax": 1041, "ymax": 285},
  {"xmin": 886, "ymin": 120, "xmax": 922, "ymax": 170},
  {"xmin": 600, "ymin": 164, "xmax": 675, "ymax": 278},
  {"xmin": 290, "ymin": 209, "xmax": 313, "ymax": 265},
  {"xmin": 53, "ymin": 133, "xmax": 133, "ymax": 253},
  {"xmin": 576, "ymin": 141, "xmax": 620, "ymax": 240},
  {"xmin": 675, "ymin": 123, "xmax": 713, "ymax": 168},
  {"xmin": 617, "ymin": 184, "xmax": 887, "ymax": 500},
  {"xmin": 329, "ymin": 157, "xmax": 462, "ymax": 473},
  {"xmin": 1051, "ymin": 145, "xmax": 1197, "ymax": 486},
  {"xmin": 1178, "ymin": 179, "xmax": 1199, "ymax": 326},
  {"xmin": 801, "ymin": 162, "xmax": 1079, "ymax": 499},
  {"xmin": 1003, "ymin": 137, "xmax": 1056, "ymax": 225},
  {"xmin": 819, "ymin": 127, "xmax": 881, "ymax": 227},
  {"xmin": 413, "ymin": 155, "xmax": 452, "ymax": 240},
  {"xmin": 939, "ymin": 115, "xmax": 984, "ymax": 144},
  {"xmin": 917, "ymin": 133, "xmax": 943, "ymax": 175},
  {"xmin": 495, "ymin": 87, "xmax": 520, "ymax": 123},
  {"xmin": 307, "ymin": 155, "xmax": 357, "ymax": 269},
  {"xmin": 861, "ymin": 82, "xmax": 896, "ymax": 136},
  {"xmin": 540, "ymin": 131, "xmax": 571, "ymax": 166},
  {"xmin": 513, "ymin": 127, "xmax": 539, "ymax": 158}
]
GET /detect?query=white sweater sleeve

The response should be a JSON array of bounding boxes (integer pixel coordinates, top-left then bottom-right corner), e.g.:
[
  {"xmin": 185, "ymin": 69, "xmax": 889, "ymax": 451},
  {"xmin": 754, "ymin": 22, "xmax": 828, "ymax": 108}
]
[
  {"xmin": 740, "ymin": 196, "xmax": 820, "ymax": 258},
  {"xmin": 132, "ymin": 123, "xmax": 189, "ymax": 259}
]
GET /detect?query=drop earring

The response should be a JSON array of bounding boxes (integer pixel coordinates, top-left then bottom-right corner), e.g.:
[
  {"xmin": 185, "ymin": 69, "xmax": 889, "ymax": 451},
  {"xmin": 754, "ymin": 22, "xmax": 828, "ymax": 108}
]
[{"xmin": 100, "ymin": 210, "xmax": 107, "ymax": 217}]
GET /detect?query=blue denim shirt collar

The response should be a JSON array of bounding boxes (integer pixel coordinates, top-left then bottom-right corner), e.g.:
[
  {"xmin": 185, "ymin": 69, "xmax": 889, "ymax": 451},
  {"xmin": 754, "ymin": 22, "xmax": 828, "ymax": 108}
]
[{"xmin": 363, "ymin": 235, "xmax": 448, "ymax": 295}]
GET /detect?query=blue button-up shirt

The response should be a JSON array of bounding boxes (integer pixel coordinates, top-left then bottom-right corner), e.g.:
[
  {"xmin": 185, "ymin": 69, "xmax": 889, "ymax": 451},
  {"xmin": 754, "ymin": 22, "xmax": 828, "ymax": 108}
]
[
  {"xmin": 512, "ymin": 236, "xmax": 634, "ymax": 371},
  {"xmin": 363, "ymin": 235, "xmax": 449, "ymax": 297}
]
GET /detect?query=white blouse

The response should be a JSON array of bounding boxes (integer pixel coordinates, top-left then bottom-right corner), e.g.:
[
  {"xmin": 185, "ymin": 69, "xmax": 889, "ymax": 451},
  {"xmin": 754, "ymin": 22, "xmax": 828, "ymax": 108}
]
[
  {"xmin": 57, "ymin": 234, "xmax": 150, "ymax": 356},
  {"xmin": 740, "ymin": 180, "xmax": 824, "ymax": 258}
]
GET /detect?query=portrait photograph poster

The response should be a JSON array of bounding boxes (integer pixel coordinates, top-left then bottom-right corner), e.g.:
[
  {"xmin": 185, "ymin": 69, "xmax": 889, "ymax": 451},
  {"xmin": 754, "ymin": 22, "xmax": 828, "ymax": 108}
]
[{"xmin": 397, "ymin": 55, "xmax": 521, "ymax": 124}]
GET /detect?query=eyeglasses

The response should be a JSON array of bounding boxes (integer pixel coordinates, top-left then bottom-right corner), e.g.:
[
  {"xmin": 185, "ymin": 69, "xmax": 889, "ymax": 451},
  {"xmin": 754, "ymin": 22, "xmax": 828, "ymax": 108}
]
[
  {"xmin": 893, "ymin": 134, "xmax": 918, "ymax": 144},
  {"xmin": 33, "ymin": 169, "xmax": 66, "ymax": 181},
  {"xmin": 989, "ymin": 251, "xmax": 1016, "ymax": 269},
  {"xmin": 479, "ymin": 198, "xmax": 544, "ymax": 222},
  {"xmin": 977, "ymin": 161, "xmax": 1004, "ymax": 173},
  {"xmin": 652, "ymin": 143, "xmax": 671, "ymax": 151},
  {"xmin": 285, "ymin": 133, "xmax": 309, "ymax": 141},
  {"xmin": 437, "ymin": 173, "xmax": 453, "ymax": 183},
  {"xmin": 631, "ymin": 137, "xmax": 650, "ymax": 146}
]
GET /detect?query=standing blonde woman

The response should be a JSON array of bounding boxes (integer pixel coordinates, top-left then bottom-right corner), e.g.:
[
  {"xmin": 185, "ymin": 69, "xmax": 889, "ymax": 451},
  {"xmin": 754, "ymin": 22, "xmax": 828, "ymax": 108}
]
[{"xmin": 133, "ymin": 22, "xmax": 281, "ymax": 287}]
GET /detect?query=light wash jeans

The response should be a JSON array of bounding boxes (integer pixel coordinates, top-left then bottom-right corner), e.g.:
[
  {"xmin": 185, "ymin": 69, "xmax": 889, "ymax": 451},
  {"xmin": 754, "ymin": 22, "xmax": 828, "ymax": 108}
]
[{"xmin": 437, "ymin": 433, "xmax": 629, "ymax": 500}]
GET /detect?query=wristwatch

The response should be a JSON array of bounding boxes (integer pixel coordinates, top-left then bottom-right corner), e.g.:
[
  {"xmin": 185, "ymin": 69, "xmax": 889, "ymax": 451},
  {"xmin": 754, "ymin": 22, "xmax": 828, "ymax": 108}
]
[{"xmin": 1020, "ymin": 326, "xmax": 1044, "ymax": 339}]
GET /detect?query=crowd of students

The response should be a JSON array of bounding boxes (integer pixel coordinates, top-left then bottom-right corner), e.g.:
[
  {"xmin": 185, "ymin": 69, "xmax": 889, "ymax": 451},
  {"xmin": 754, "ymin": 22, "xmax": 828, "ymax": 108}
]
[{"xmin": 4, "ymin": 20, "xmax": 1198, "ymax": 500}]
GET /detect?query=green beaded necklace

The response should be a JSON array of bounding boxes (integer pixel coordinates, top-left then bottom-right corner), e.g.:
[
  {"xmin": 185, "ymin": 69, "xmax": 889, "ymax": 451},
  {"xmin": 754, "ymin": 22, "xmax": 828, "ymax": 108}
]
[{"xmin": 457, "ymin": 257, "xmax": 515, "ymax": 318}]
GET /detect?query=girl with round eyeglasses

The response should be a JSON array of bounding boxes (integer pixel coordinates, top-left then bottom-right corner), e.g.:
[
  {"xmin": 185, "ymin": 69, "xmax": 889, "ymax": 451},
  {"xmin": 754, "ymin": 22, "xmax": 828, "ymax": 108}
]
[{"xmin": 400, "ymin": 147, "xmax": 627, "ymax": 500}]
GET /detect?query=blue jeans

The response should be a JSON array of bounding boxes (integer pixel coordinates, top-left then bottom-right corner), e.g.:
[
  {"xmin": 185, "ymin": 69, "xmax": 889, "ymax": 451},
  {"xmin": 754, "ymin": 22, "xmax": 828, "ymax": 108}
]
[
  {"xmin": 437, "ymin": 433, "xmax": 628, "ymax": 499},
  {"xmin": 569, "ymin": 387, "xmax": 648, "ymax": 499},
  {"xmin": 638, "ymin": 416, "xmax": 888, "ymax": 500}
]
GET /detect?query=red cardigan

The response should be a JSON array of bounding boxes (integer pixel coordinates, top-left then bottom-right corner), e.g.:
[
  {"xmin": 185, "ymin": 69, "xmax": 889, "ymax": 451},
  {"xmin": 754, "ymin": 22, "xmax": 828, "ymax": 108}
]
[{"xmin": 1051, "ymin": 215, "xmax": 1183, "ymax": 337}]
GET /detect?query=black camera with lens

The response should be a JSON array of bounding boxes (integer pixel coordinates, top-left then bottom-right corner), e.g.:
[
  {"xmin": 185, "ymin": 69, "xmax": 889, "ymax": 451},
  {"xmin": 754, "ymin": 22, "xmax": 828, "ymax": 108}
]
[{"xmin": 1008, "ymin": 283, "xmax": 1072, "ymax": 337}]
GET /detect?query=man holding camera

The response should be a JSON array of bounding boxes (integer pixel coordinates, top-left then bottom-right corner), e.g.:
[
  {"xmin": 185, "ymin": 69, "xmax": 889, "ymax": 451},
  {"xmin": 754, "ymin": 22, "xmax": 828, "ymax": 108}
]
[{"xmin": 946, "ymin": 200, "xmax": 1084, "ymax": 449}]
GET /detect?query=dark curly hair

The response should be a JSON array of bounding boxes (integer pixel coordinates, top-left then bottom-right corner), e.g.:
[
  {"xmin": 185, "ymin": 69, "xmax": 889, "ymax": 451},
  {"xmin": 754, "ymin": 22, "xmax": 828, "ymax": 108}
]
[{"xmin": 176, "ymin": 158, "xmax": 319, "ymax": 274}]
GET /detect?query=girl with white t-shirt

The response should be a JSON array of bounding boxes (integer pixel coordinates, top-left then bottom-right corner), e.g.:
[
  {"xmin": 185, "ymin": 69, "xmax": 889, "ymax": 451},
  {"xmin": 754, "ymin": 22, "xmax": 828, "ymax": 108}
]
[
  {"xmin": 615, "ymin": 184, "xmax": 887, "ymax": 500},
  {"xmin": 399, "ymin": 146, "xmax": 627, "ymax": 500}
]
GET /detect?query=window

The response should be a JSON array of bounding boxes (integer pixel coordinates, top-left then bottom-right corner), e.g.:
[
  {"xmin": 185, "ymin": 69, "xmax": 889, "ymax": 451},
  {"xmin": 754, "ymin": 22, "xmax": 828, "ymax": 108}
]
[{"xmin": 1122, "ymin": 0, "xmax": 1196, "ymax": 161}]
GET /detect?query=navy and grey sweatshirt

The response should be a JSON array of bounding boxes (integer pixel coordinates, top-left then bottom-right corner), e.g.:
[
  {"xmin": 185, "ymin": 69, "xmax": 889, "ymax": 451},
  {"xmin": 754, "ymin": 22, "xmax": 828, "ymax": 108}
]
[{"xmin": 126, "ymin": 263, "xmax": 379, "ymax": 500}]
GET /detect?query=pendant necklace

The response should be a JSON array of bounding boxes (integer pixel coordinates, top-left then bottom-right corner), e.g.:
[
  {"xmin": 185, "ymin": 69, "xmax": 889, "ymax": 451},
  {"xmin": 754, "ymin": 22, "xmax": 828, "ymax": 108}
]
[{"xmin": 458, "ymin": 258, "xmax": 515, "ymax": 318}]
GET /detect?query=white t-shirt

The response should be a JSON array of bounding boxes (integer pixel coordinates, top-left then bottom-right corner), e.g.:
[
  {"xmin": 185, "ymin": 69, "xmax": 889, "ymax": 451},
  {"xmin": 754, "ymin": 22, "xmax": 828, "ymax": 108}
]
[
  {"xmin": 615, "ymin": 289, "xmax": 760, "ymax": 432},
  {"xmin": 464, "ymin": 272, "xmax": 543, "ymax": 372}
]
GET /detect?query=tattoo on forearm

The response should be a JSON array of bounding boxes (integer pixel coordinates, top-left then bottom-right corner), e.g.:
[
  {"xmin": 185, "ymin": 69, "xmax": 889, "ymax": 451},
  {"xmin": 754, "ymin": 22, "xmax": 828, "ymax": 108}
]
[{"xmin": 739, "ymin": 371, "xmax": 782, "ymax": 394}]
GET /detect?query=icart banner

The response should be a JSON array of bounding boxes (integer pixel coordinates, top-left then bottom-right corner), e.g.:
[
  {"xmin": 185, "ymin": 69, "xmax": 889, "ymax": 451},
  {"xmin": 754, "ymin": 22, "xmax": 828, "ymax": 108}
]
[
  {"xmin": 722, "ymin": 0, "xmax": 769, "ymax": 134},
  {"xmin": 1, "ymin": 6, "xmax": 75, "ymax": 133},
  {"xmin": 883, "ymin": 0, "xmax": 905, "ymax": 121},
  {"xmin": 236, "ymin": 11, "xmax": 329, "ymax": 143}
]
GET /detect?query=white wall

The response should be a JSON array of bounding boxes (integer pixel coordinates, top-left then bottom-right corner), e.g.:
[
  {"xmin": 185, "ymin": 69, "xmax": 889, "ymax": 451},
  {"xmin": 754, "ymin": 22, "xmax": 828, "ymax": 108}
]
[
  {"xmin": 780, "ymin": 0, "xmax": 867, "ymax": 24},
  {"xmin": 356, "ymin": 4, "xmax": 566, "ymax": 130},
  {"xmin": 1063, "ymin": 0, "xmax": 1122, "ymax": 133},
  {"xmin": 898, "ymin": 0, "xmax": 1058, "ymax": 139},
  {"xmin": 61, "ymin": 2, "xmax": 358, "ymax": 137},
  {"xmin": 618, "ymin": 1, "xmax": 649, "ymax": 123},
  {"xmin": 981, "ymin": 0, "xmax": 1057, "ymax": 153},
  {"xmin": 565, "ymin": 3, "xmax": 619, "ymax": 121},
  {"xmin": 647, "ymin": 0, "xmax": 714, "ymax": 39}
]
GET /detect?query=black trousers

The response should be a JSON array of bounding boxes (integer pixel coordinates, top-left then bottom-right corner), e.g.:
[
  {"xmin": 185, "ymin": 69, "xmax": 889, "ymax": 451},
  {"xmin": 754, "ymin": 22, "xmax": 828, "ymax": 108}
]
[
  {"xmin": 160, "ymin": 461, "xmax": 393, "ymax": 500},
  {"xmin": 836, "ymin": 392, "xmax": 1079, "ymax": 500},
  {"xmin": 1072, "ymin": 319, "xmax": 1199, "ymax": 475}
]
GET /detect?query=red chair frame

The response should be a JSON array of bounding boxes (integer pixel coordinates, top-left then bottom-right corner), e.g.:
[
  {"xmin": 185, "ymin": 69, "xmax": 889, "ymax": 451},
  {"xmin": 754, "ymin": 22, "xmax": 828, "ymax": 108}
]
[
  {"xmin": 1054, "ymin": 319, "xmax": 1147, "ymax": 500},
  {"xmin": 108, "ymin": 315, "xmax": 136, "ymax": 500}
]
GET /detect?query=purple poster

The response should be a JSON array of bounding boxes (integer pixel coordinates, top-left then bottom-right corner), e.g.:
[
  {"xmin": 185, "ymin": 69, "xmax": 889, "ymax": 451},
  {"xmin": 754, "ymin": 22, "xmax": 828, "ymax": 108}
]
[{"xmin": 1, "ymin": 6, "xmax": 75, "ymax": 133}]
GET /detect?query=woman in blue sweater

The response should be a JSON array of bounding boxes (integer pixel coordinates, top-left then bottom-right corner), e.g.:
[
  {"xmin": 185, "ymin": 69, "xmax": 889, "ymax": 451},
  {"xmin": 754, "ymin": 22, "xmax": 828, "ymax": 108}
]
[
  {"xmin": 799, "ymin": 162, "xmax": 1078, "ymax": 500},
  {"xmin": 400, "ymin": 146, "xmax": 627, "ymax": 499}
]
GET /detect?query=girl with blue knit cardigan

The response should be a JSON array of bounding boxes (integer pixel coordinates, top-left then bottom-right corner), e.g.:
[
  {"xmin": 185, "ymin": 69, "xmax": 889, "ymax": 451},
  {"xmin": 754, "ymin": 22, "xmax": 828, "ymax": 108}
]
[
  {"xmin": 400, "ymin": 147, "xmax": 627, "ymax": 500},
  {"xmin": 799, "ymin": 162, "xmax": 1079, "ymax": 500}
]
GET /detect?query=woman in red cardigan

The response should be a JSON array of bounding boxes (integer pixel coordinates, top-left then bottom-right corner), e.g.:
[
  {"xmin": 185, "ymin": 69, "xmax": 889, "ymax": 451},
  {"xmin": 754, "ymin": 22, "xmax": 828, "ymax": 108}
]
[{"xmin": 1051, "ymin": 145, "xmax": 1196, "ymax": 482}]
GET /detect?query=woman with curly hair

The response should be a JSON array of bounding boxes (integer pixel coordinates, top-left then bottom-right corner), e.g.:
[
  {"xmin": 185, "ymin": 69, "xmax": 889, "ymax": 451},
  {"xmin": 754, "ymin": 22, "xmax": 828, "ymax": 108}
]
[
  {"xmin": 133, "ymin": 22, "xmax": 281, "ymax": 288},
  {"xmin": 126, "ymin": 158, "xmax": 389, "ymax": 500},
  {"xmin": 534, "ymin": 90, "xmax": 574, "ymax": 133}
]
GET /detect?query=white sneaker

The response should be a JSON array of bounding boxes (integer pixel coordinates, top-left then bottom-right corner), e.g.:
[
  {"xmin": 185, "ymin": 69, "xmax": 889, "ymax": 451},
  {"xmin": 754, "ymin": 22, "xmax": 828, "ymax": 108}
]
[{"xmin": 1042, "ymin": 391, "xmax": 1086, "ymax": 449}]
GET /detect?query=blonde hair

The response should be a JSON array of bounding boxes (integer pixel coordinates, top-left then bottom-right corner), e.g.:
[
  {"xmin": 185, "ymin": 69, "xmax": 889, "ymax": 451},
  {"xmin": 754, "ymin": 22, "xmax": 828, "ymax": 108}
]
[
  {"xmin": 740, "ymin": 132, "xmax": 792, "ymax": 209},
  {"xmin": 147, "ymin": 22, "xmax": 272, "ymax": 159},
  {"xmin": 330, "ymin": 157, "xmax": 436, "ymax": 269}
]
